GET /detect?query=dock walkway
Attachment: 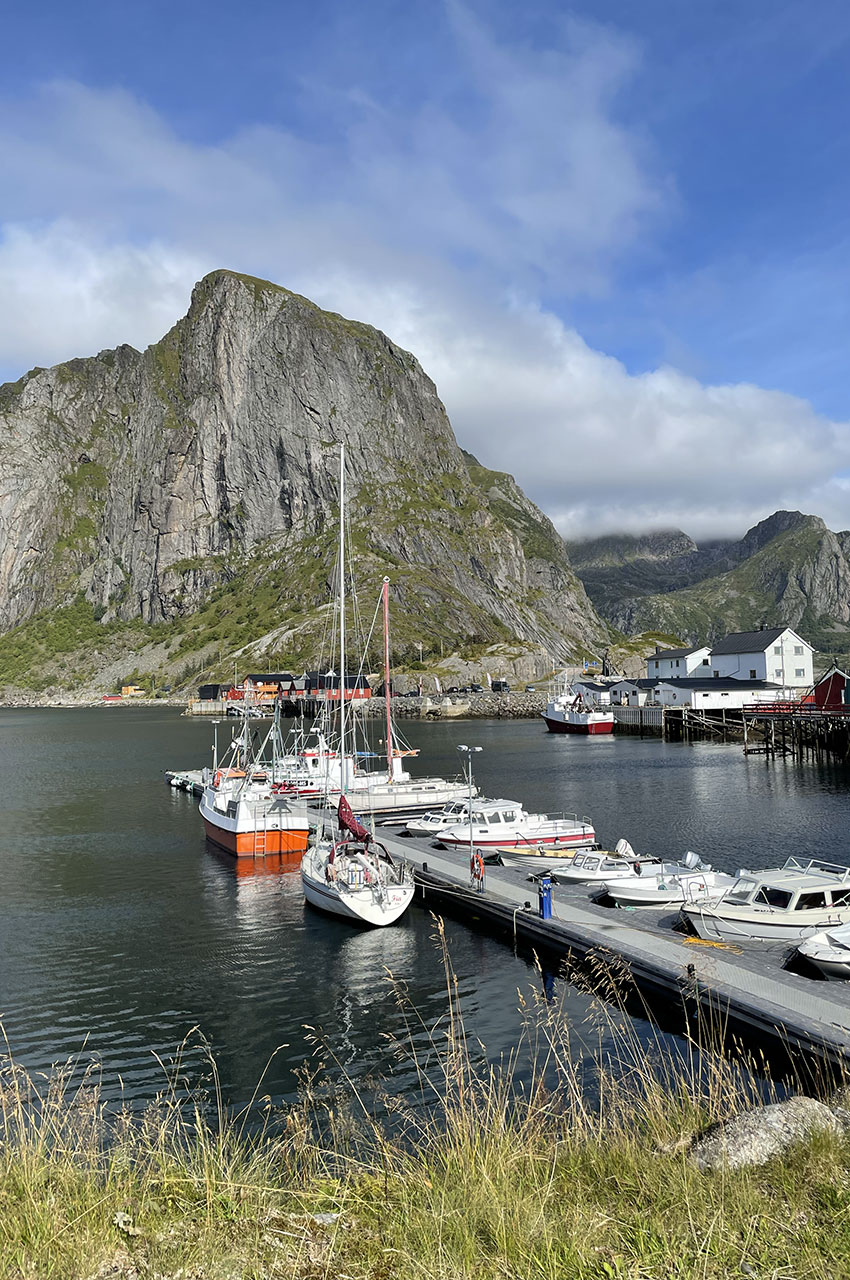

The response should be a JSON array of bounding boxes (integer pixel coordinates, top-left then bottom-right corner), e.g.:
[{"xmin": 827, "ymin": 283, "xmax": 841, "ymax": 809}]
[
  {"xmin": 371, "ymin": 827, "xmax": 850, "ymax": 1070},
  {"xmin": 164, "ymin": 770, "xmax": 850, "ymax": 1069}
]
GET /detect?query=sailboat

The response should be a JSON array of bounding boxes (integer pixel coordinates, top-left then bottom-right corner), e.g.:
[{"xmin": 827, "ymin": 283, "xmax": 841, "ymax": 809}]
[
  {"xmin": 279, "ymin": 446, "xmax": 471, "ymax": 816},
  {"xmin": 300, "ymin": 795, "xmax": 415, "ymax": 925},
  {"xmin": 300, "ymin": 443, "xmax": 414, "ymax": 925}
]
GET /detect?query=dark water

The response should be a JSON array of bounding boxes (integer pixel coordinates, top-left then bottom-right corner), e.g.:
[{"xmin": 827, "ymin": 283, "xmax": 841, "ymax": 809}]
[{"xmin": 1, "ymin": 708, "xmax": 848, "ymax": 1108}]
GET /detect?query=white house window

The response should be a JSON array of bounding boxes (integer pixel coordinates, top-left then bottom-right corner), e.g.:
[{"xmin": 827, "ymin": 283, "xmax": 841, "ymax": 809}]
[
  {"xmin": 794, "ymin": 645, "xmax": 804, "ymax": 655},
  {"xmin": 714, "ymin": 671, "xmax": 719, "ymax": 678},
  {"xmin": 721, "ymin": 692, "xmax": 729, "ymax": 697},
  {"xmin": 653, "ymin": 660, "xmax": 658, "ymax": 668},
  {"xmin": 774, "ymin": 645, "xmax": 782, "ymax": 654},
  {"xmin": 702, "ymin": 657, "xmax": 709, "ymax": 665},
  {"xmin": 675, "ymin": 659, "xmax": 680, "ymax": 667},
  {"xmin": 795, "ymin": 668, "xmax": 805, "ymax": 678},
  {"xmin": 774, "ymin": 669, "xmax": 783, "ymax": 678},
  {"xmin": 750, "ymin": 669, "xmax": 757, "ymax": 679}
]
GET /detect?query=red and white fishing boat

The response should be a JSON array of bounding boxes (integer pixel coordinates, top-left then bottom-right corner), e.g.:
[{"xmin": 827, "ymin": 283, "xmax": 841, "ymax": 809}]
[
  {"xmin": 542, "ymin": 680, "xmax": 614, "ymax": 735},
  {"xmin": 436, "ymin": 798, "xmax": 595, "ymax": 852}
]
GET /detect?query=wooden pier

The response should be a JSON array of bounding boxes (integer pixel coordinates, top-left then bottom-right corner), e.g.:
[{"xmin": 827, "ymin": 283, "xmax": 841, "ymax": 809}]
[{"xmin": 741, "ymin": 703, "xmax": 850, "ymax": 762}]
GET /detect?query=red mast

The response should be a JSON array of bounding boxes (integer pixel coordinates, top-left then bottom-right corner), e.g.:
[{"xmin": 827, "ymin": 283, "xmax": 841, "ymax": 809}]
[{"xmin": 383, "ymin": 576, "xmax": 394, "ymax": 783}]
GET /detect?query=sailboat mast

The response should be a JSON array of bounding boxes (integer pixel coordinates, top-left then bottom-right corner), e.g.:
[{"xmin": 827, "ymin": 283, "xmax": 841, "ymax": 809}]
[
  {"xmin": 383, "ymin": 576, "xmax": 394, "ymax": 783},
  {"xmin": 338, "ymin": 443, "xmax": 347, "ymax": 795}
]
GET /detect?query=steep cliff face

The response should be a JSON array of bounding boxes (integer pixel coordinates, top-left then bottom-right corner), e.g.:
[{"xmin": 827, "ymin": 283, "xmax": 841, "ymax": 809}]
[
  {"xmin": 0, "ymin": 270, "xmax": 605, "ymax": 686},
  {"xmin": 570, "ymin": 511, "xmax": 850, "ymax": 649}
]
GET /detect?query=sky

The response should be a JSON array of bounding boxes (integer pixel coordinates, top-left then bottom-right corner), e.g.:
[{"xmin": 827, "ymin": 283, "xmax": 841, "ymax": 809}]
[{"xmin": 1, "ymin": 0, "xmax": 849, "ymax": 541}]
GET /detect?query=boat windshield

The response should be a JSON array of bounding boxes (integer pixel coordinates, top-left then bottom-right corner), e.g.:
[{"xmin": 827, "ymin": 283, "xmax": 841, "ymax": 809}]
[
  {"xmin": 502, "ymin": 811, "xmax": 517, "ymax": 822},
  {"xmin": 753, "ymin": 887, "xmax": 792, "ymax": 909},
  {"xmin": 724, "ymin": 878, "xmax": 756, "ymax": 904}
]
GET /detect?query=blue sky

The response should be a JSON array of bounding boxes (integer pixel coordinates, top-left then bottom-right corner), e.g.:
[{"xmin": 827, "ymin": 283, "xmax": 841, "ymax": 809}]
[{"xmin": 1, "ymin": 0, "xmax": 849, "ymax": 537}]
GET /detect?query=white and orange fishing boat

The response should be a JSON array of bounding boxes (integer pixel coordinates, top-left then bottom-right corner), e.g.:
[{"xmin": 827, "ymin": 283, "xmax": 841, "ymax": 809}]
[{"xmin": 198, "ymin": 717, "xmax": 311, "ymax": 858}]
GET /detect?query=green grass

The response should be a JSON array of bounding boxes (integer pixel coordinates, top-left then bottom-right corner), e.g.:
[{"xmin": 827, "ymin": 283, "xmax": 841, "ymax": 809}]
[{"xmin": 2, "ymin": 926, "xmax": 849, "ymax": 1279}]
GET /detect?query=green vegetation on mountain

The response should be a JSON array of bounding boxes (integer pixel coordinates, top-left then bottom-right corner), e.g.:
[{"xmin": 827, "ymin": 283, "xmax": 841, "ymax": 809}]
[{"xmin": 0, "ymin": 271, "xmax": 606, "ymax": 696}]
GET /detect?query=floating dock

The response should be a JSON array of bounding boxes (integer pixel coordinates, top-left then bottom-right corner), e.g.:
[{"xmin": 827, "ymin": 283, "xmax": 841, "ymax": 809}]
[
  {"xmin": 371, "ymin": 827, "xmax": 850, "ymax": 1073},
  {"xmin": 164, "ymin": 771, "xmax": 850, "ymax": 1071}
]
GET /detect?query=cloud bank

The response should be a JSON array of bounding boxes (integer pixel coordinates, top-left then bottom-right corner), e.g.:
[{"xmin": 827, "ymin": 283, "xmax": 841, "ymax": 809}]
[{"xmin": 0, "ymin": 11, "xmax": 847, "ymax": 541}]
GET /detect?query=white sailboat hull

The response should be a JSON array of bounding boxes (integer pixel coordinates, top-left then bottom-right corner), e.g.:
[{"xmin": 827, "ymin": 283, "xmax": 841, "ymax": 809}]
[{"xmin": 299, "ymin": 847, "xmax": 414, "ymax": 927}]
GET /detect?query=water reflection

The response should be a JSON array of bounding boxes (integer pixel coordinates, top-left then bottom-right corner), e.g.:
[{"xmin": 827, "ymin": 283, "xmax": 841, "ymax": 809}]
[{"xmin": 2, "ymin": 708, "xmax": 846, "ymax": 1110}]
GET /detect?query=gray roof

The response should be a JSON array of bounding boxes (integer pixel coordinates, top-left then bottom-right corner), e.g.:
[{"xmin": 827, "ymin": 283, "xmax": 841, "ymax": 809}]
[
  {"xmin": 613, "ymin": 677, "xmax": 658, "ymax": 689},
  {"xmin": 657, "ymin": 677, "xmax": 783, "ymax": 691},
  {"xmin": 650, "ymin": 645, "xmax": 707, "ymax": 660},
  {"xmin": 710, "ymin": 628, "xmax": 789, "ymax": 654}
]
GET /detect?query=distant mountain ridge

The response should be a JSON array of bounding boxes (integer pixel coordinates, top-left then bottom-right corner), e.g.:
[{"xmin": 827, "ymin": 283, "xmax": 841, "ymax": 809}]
[{"xmin": 568, "ymin": 511, "xmax": 850, "ymax": 653}]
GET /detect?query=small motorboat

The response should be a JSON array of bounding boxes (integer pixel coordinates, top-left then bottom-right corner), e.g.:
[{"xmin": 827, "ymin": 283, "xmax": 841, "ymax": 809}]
[
  {"xmin": 797, "ymin": 923, "xmax": 850, "ymax": 979},
  {"xmin": 436, "ymin": 798, "xmax": 595, "ymax": 852},
  {"xmin": 603, "ymin": 853, "xmax": 736, "ymax": 908},
  {"xmin": 682, "ymin": 857, "xmax": 850, "ymax": 943},
  {"xmin": 404, "ymin": 798, "xmax": 519, "ymax": 837},
  {"xmin": 552, "ymin": 840, "xmax": 657, "ymax": 884}
]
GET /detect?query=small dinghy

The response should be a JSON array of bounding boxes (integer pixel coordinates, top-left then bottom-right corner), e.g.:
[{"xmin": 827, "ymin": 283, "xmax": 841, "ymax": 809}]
[{"xmin": 797, "ymin": 922, "xmax": 850, "ymax": 979}]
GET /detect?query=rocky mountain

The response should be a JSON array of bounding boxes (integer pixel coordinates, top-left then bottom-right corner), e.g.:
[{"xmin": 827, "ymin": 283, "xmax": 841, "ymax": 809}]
[
  {"xmin": 569, "ymin": 511, "xmax": 850, "ymax": 653},
  {"xmin": 0, "ymin": 270, "xmax": 606, "ymax": 692}
]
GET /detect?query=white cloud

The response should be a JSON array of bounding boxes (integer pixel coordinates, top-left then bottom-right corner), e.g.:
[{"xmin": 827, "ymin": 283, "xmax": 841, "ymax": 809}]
[
  {"xmin": 0, "ymin": 14, "xmax": 847, "ymax": 541},
  {"xmin": 0, "ymin": 222, "xmax": 205, "ymax": 372},
  {"xmin": 285, "ymin": 275, "xmax": 850, "ymax": 540}
]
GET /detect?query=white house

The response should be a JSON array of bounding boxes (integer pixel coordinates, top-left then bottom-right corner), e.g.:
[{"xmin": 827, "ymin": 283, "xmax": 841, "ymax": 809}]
[
  {"xmin": 655, "ymin": 678, "xmax": 785, "ymax": 710},
  {"xmin": 609, "ymin": 678, "xmax": 658, "ymax": 707},
  {"xmin": 646, "ymin": 645, "xmax": 712, "ymax": 680},
  {"xmin": 708, "ymin": 628, "xmax": 813, "ymax": 689},
  {"xmin": 572, "ymin": 680, "xmax": 613, "ymax": 706}
]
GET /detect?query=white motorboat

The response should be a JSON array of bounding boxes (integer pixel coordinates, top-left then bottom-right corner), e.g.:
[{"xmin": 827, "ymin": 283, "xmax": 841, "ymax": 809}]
[
  {"xmin": 551, "ymin": 841, "xmax": 657, "ymax": 884},
  {"xmin": 300, "ymin": 797, "xmax": 414, "ymax": 927},
  {"xmin": 682, "ymin": 857, "xmax": 850, "ymax": 943},
  {"xmin": 542, "ymin": 680, "xmax": 614, "ymax": 735},
  {"xmin": 436, "ymin": 798, "xmax": 595, "ymax": 852},
  {"xmin": 797, "ymin": 923, "xmax": 850, "ymax": 979},
  {"xmin": 603, "ymin": 853, "xmax": 736, "ymax": 908},
  {"xmin": 405, "ymin": 798, "xmax": 520, "ymax": 838}
]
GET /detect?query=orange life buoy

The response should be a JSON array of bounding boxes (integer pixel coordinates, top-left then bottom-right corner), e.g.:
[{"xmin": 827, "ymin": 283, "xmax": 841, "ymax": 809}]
[
  {"xmin": 214, "ymin": 770, "xmax": 222, "ymax": 788},
  {"xmin": 470, "ymin": 852, "xmax": 485, "ymax": 881}
]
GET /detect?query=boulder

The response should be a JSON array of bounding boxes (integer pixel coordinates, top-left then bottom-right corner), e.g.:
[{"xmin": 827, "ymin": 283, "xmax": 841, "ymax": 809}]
[{"xmin": 689, "ymin": 1096, "xmax": 844, "ymax": 1172}]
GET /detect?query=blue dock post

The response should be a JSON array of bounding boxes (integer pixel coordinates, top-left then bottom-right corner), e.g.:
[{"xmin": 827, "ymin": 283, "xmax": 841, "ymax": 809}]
[{"xmin": 538, "ymin": 874, "xmax": 553, "ymax": 920}]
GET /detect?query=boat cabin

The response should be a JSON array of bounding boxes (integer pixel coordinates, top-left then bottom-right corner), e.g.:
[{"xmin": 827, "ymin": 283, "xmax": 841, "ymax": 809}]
[{"xmin": 720, "ymin": 858, "xmax": 850, "ymax": 912}]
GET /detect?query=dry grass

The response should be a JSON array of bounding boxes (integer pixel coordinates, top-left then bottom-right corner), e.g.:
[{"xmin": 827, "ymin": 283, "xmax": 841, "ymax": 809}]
[{"xmin": 2, "ymin": 923, "xmax": 849, "ymax": 1279}]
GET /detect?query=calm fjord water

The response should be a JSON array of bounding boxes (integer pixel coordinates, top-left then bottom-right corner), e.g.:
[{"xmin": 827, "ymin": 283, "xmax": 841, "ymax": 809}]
[{"xmin": 1, "ymin": 707, "xmax": 849, "ymax": 1107}]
